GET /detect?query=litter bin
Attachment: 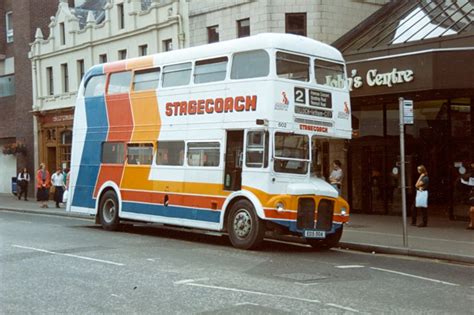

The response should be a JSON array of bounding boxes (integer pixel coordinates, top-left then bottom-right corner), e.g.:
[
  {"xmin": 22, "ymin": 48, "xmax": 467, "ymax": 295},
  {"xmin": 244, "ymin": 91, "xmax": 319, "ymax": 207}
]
[{"xmin": 12, "ymin": 177, "xmax": 17, "ymax": 196}]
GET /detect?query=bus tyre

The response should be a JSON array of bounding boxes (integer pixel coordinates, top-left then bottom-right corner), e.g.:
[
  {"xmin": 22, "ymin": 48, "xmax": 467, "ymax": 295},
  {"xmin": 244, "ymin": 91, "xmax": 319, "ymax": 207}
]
[
  {"xmin": 99, "ymin": 190, "xmax": 120, "ymax": 231},
  {"xmin": 227, "ymin": 200, "xmax": 265, "ymax": 250},
  {"xmin": 307, "ymin": 225, "xmax": 343, "ymax": 250}
]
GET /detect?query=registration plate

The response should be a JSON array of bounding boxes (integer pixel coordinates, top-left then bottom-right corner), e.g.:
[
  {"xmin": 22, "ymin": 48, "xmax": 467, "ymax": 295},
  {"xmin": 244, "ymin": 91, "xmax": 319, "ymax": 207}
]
[{"xmin": 304, "ymin": 230, "xmax": 326, "ymax": 239}]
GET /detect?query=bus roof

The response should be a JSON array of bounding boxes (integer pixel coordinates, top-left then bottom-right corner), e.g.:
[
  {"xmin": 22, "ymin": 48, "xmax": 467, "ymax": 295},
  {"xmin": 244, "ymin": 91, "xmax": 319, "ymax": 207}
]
[{"xmin": 88, "ymin": 33, "xmax": 344, "ymax": 75}]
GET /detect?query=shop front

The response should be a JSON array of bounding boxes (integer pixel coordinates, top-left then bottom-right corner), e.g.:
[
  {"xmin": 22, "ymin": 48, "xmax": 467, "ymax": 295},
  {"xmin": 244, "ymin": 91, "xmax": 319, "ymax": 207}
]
[
  {"xmin": 36, "ymin": 108, "xmax": 74, "ymax": 173},
  {"xmin": 333, "ymin": 0, "xmax": 474, "ymax": 218}
]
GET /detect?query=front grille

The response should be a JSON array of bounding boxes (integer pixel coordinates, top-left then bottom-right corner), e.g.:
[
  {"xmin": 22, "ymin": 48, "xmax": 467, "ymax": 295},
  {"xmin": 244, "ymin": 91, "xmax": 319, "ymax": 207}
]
[
  {"xmin": 297, "ymin": 198, "xmax": 315, "ymax": 229},
  {"xmin": 316, "ymin": 199, "xmax": 334, "ymax": 231}
]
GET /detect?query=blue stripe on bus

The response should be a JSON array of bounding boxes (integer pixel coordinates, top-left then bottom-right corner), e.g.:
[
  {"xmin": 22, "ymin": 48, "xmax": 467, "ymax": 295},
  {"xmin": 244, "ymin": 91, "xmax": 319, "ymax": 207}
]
[
  {"xmin": 72, "ymin": 66, "xmax": 108, "ymax": 208},
  {"xmin": 122, "ymin": 202, "xmax": 221, "ymax": 223}
]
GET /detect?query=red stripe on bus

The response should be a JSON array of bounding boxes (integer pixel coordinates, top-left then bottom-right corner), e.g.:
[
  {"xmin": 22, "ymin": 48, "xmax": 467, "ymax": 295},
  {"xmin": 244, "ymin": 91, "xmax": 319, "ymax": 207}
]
[
  {"xmin": 105, "ymin": 94, "xmax": 133, "ymax": 142},
  {"xmin": 121, "ymin": 190, "xmax": 225, "ymax": 211},
  {"xmin": 93, "ymin": 165, "xmax": 125, "ymax": 197},
  {"xmin": 104, "ymin": 60, "xmax": 127, "ymax": 73}
]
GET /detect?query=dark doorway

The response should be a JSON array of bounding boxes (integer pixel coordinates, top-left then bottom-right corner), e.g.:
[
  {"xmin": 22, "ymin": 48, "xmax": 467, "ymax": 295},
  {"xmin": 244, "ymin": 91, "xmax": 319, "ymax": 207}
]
[
  {"xmin": 47, "ymin": 147, "xmax": 57, "ymax": 173},
  {"xmin": 224, "ymin": 130, "xmax": 244, "ymax": 191}
]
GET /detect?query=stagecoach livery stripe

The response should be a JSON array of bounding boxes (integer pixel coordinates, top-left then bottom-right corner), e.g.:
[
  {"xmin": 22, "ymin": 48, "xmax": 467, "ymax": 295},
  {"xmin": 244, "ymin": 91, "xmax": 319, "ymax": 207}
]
[
  {"xmin": 93, "ymin": 61, "xmax": 132, "ymax": 198},
  {"xmin": 103, "ymin": 60, "xmax": 127, "ymax": 73},
  {"xmin": 120, "ymin": 190, "xmax": 225, "ymax": 210},
  {"xmin": 128, "ymin": 56, "xmax": 159, "ymax": 142},
  {"xmin": 118, "ymin": 56, "xmax": 164, "ymax": 213},
  {"xmin": 72, "ymin": 65, "xmax": 108, "ymax": 208},
  {"xmin": 121, "ymin": 201, "xmax": 221, "ymax": 223}
]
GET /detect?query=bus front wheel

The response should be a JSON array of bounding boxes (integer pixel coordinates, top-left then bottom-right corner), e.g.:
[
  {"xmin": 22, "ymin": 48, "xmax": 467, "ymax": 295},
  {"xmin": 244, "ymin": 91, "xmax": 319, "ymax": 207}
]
[
  {"xmin": 227, "ymin": 199, "xmax": 265, "ymax": 250},
  {"xmin": 99, "ymin": 190, "xmax": 120, "ymax": 231},
  {"xmin": 307, "ymin": 225, "xmax": 343, "ymax": 250}
]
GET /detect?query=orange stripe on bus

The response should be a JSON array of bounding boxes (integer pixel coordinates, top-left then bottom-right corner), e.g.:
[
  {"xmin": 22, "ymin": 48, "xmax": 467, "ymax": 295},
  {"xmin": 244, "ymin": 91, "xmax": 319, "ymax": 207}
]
[{"xmin": 126, "ymin": 56, "xmax": 154, "ymax": 70}]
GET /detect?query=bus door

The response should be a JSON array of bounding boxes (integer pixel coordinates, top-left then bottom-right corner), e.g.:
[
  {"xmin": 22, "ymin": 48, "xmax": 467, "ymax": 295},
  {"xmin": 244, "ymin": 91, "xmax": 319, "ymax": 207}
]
[{"xmin": 224, "ymin": 130, "xmax": 244, "ymax": 191}]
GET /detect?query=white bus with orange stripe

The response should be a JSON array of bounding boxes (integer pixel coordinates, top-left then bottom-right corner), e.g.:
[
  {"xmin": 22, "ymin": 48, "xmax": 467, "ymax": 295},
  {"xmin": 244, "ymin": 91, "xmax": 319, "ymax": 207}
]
[{"xmin": 67, "ymin": 33, "xmax": 352, "ymax": 249}]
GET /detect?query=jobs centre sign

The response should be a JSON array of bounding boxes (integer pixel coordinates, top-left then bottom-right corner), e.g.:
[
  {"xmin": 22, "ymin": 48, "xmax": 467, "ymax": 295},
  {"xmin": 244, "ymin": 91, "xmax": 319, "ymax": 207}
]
[{"xmin": 347, "ymin": 68, "xmax": 414, "ymax": 91}]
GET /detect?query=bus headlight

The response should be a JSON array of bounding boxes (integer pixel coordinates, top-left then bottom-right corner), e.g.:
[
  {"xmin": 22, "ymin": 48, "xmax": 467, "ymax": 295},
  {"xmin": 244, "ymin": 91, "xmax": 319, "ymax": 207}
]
[
  {"xmin": 340, "ymin": 207, "xmax": 347, "ymax": 216},
  {"xmin": 276, "ymin": 202, "xmax": 285, "ymax": 213}
]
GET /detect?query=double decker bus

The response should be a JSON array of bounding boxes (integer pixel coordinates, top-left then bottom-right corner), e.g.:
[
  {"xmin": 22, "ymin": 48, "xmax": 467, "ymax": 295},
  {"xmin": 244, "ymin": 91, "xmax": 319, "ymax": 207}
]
[{"xmin": 67, "ymin": 33, "xmax": 352, "ymax": 249}]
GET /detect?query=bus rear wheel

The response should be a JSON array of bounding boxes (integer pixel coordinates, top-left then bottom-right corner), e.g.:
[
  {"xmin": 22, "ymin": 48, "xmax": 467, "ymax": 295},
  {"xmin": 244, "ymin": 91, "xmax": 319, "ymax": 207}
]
[
  {"xmin": 307, "ymin": 225, "xmax": 343, "ymax": 250},
  {"xmin": 99, "ymin": 190, "xmax": 120, "ymax": 231},
  {"xmin": 227, "ymin": 200, "xmax": 265, "ymax": 250}
]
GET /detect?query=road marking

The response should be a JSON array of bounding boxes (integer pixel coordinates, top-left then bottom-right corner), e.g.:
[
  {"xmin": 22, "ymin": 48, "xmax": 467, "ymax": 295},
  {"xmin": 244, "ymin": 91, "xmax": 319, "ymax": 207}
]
[
  {"xmin": 325, "ymin": 303, "xmax": 360, "ymax": 313},
  {"xmin": 183, "ymin": 282, "xmax": 360, "ymax": 313},
  {"xmin": 174, "ymin": 278, "xmax": 209, "ymax": 285},
  {"xmin": 370, "ymin": 267, "xmax": 459, "ymax": 286},
  {"xmin": 335, "ymin": 265, "xmax": 365, "ymax": 269},
  {"xmin": 12, "ymin": 245, "xmax": 125, "ymax": 266}
]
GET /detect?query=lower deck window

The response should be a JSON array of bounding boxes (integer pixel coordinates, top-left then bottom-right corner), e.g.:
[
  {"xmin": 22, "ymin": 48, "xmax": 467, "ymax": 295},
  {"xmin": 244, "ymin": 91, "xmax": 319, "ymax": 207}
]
[
  {"xmin": 101, "ymin": 142, "xmax": 125, "ymax": 164},
  {"xmin": 187, "ymin": 142, "xmax": 220, "ymax": 167},
  {"xmin": 127, "ymin": 143, "xmax": 153, "ymax": 165}
]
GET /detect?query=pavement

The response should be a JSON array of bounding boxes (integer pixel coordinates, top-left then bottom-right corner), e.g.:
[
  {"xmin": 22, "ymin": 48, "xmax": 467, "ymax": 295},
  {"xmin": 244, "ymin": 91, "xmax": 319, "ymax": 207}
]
[{"xmin": 1, "ymin": 193, "xmax": 473, "ymax": 264}]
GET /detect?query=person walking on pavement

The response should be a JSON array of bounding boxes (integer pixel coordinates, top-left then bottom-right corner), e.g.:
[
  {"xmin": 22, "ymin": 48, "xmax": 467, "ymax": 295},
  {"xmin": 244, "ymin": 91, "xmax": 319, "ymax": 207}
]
[
  {"xmin": 329, "ymin": 160, "xmax": 343, "ymax": 196},
  {"xmin": 412, "ymin": 165, "xmax": 429, "ymax": 227},
  {"xmin": 51, "ymin": 167, "xmax": 65, "ymax": 208},
  {"xmin": 36, "ymin": 163, "xmax": 51, "ymax": 208},
  {"xmin": 17, "ymin": 167, "xmax": 30, "ymax": 201}
]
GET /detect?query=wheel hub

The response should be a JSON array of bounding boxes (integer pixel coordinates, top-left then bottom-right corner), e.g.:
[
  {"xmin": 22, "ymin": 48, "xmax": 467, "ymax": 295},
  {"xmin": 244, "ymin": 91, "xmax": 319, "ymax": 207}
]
[
  {"xmin": 233, "ymin": 209, "xmax": 252, "ymax": 239},
  {"xmin": 103, "ymin": 199, "xmax": 116, "ymax": 223}
]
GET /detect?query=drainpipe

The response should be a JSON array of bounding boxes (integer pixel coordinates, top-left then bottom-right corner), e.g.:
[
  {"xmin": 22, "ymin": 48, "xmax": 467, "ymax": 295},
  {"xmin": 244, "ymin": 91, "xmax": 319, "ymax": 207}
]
[{"xmin": 168, "ymin": 0, "xmax": 186, "ymax": 49}]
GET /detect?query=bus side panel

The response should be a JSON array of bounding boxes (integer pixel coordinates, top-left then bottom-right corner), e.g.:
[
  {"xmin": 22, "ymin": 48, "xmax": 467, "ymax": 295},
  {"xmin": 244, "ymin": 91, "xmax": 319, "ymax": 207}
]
[{"xmin": 71, "ymin": 94, "xmax": 108, "ymax": 209}]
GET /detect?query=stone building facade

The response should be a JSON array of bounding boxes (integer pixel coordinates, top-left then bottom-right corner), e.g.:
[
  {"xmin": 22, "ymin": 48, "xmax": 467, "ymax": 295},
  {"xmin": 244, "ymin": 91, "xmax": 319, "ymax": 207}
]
[
  {"xmin": 30, "ymin": 0, "xmax": 185, "ymax": 175},
  {"xmin": 0, "ymin": 0, "xmax": 58, "ymax": 194}
]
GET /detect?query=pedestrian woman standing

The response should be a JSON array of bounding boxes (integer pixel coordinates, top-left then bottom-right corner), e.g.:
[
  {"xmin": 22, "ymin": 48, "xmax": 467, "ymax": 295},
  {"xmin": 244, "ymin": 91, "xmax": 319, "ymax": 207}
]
[
  {"xmin": 411, "ymin": 165, "xmax": 429, "ymax": 227},
  {"xmin": 36, "ymin": 163, "xmax": 51, "ymax": 208},
  {"xmin": 51, "ymin": 167, "xmax": 65, "ymax": 208}
]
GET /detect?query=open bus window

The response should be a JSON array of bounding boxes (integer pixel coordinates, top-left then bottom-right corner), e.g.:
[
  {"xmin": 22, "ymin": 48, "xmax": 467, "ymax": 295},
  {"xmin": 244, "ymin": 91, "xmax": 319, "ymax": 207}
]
[
  {"xmin": 231, "ymin": 50, "xmax": 269, "ymax": 80},
  {"xmin": 108, "ymin": 71, "xmax": 132, "ymax": 94},
  {"xmin": 162, "ymin": 62, "xmax": 192, "ymax": 87},
  {"xmin": 84, "ymin": 74, "xmax": 106, "ymax": 97},
  {"xmin": 314, "ymin": 59, "xmax": 345, "ymax": 88},
  {"xmin": 276, "ymin": 51, "xmax": 309, "ymax": 81},
  {"xmin": 194, "ymin": 57, "xmax": 228, "ymax": 84},
  {"xmin": 187, "ymin": 142, "xmax": 220, "ymax": 167},
  {"xmin": 156, "ymin": 141, "xmax": 184, "ymax": 166},
  {"xmin": 133, "ymin": 68, "xmax": 160, "ymax": 91},
  {"xmin": 274, "ymin": 132, "xmax": 309, "ymax": 174},
  {"xmin": 127, "ymin": 143, "xmax": 153, "ymax": 165},
  {"xmin": 246, "ymin": 131, "xmax": 269, "ymax": 168},
  {"xmin": 101, "ymin": 142, "xmax": 125, "ymax": 164}
]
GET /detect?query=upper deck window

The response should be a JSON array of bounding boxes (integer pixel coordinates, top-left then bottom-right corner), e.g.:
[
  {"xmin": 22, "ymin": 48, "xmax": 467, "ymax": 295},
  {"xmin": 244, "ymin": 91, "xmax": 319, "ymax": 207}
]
[
  {"xmin": 133, "ymin": 68, "xmax": 160, "ymax": 91},
  {"xmin": 108, "ymin": 71, "xmax": 132, "ymax": 94},
  {"xmin": 314, "ymin": 60, "xmax": 345, "ymax": 89},
  {"xmin": 194, "ymin": 57, "xmax": 228, "ymax": 84},
  {"xmin": 231, "ymin": 50, "xmax": 269, "ymax": 80},
  {"xmin": 162, "ymin": 62, "xmax": 192, "ymax": 88},
  {"xmin": 276, "ymin": 51, "xmax": 310, "ymax": 82},
  {"xmin": 84, "ymin": 74, "xmax": 106, "ymax": 97}
]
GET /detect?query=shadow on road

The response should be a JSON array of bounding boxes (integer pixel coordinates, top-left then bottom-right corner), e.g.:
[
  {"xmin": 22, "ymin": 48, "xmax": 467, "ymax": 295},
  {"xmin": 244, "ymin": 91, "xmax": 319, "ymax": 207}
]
[{"xmin": 77, "ymin": 223, "xmax": 342, "ymax": 255}]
